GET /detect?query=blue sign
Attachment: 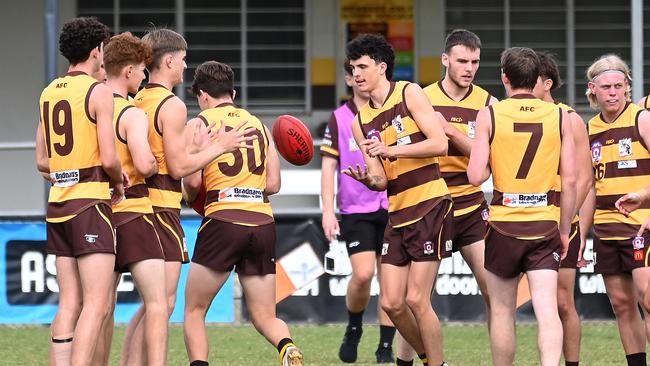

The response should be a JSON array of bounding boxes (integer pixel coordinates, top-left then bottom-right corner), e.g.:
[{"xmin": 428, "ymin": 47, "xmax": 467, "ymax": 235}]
[{"xmin": 0, "ymin": 219, "xmax": 233, "ymax": 324}]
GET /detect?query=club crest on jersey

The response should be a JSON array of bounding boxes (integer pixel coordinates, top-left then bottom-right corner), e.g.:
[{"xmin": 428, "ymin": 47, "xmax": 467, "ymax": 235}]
[
  {"xmin": 367, "ymin": 129, "xmax": 381, "ymax": 141},
  {"xmin": 619, "ymin": 138, "xmax": 632, "ymax": 156},
  {"xmin": 391, "ymin": 115, "xmax": 405, "ymax": 134},
  {"xmin": 468, "ymin": 121, "xmax": 476, "ymax": 139},
  {"xmin": 322, "ymin": 126, "xmax": 332, "ymax": 146},
  {"xmin": 423, "ymin": 241, "xmax": 434, "ymax": 255},
  {"xmin": 591, "ymin": 141, "xmax": 602, "ymax": 163}
]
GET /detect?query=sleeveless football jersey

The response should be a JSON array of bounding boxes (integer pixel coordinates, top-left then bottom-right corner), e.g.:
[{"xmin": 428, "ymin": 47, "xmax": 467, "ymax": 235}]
[
  {"xmin": 552, "ymin": 101, "xmax": 580, "ymax": 224},
  {"xmin": 644, "ymin": 96, "xmax": 650, "ymax": 110},
  {"xmin": 199, "ymin": 102, "xmax": 273, "ymax": 226},
  {"xmin": 424, "ymin": 81, "xmax": 491, "ymax": 216},
  {"xmin": 134, "ymin": 84, "xmax": 182, "ymax": 212},
  {"xmin": 112, "ymin": 94, "xmax": 153, "ymax": 226},
  {"xmin": 358, "ymin": 81, "xmax": 451, "ymax": 228},
  {"xmin": 588, "ymin": 102, "xmax": 650, "ymax": 240},
  {"xmin": 489, "ymin": 94, "xmax": 562, "ymax": 239},
  {"xmin": 39, "ymin": 71, "xmax": 110, "ymax": 223}
]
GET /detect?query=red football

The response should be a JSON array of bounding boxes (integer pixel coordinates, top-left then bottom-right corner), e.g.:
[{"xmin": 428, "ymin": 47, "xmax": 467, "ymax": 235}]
[
  {"xmin": 272, "ymin": 115, "xmax": 314, "ymax": 166},
  {"xmin": 190, "ymin": 182, "xmax": 207, "ymax": 216}
]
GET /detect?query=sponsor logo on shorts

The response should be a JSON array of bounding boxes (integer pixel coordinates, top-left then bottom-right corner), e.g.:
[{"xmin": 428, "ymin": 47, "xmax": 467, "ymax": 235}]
[
  {"xmin": 182, "ymin": 237, "xmax": 188, "ymax": 253},
  {"xmin": 218, "ymin": 187, "xmax": 264, "ymax": 203},
  {"xmin": 423, "ymin": 241, "xmax": 434, "ymax": 255},
  {"xmin": 51, "ymin": 169, "xmax": 80, "ymax": 187},
  {"xmin": 348, "ymin": 241, "xmax": 360, "ymax": 248},
  {"xmin": 553, "ymin": 252, "xmax": 560, "ymax": 262},
  {"xmin": 481, "ymin": 208, "xmax": 489, "ymax": 221},
  {"xmin": 445, "ymin": 240, "xmax": 453, "ymax": 252},
  {"xmin": 502, "ymin": 193, "xmax": 548, "ymax": 208},
  {"xmin": 84, "ymin": 234, "xmax": 98, "ymax": 244},
  {"xmin": 381, "ymin": 243, "xmax": 389, "ymax": 256},
  {"xmin": 634, "ymin": 249, "xmax": 644, "ymax": 261},
  {"xmin": 618, "ymin": 160, "xmax": 637, "ymax": 169},
  {"xmin": 591, "ymin": 141, "xmax": 602, "ymax": 163},
  {"xmin": 619, "ymin": 138, "xmax": 632, "ymax": 156},
  {"xmin": 633, "ymin": 236, "xmax": 645, "ymax": 250}
]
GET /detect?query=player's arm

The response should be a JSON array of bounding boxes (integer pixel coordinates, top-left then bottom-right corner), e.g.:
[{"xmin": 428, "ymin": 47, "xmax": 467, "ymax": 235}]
[
  {"xmin": 365, "ymin": 83, "xmax": 447, "ymax": 159},
  {"xmin": 264, "ymin": 125, "xmax": 281, "ymax": 195},
  {"xmin": 559, "ymin": 109, "xmax": 577, "ymax": 258},
  {"xmin": 35, "ymin": 122, "xmax": 50, "ymax": 179},
  {"xmin": 467, "ymin": 107, "xmax": 492, "ymax": 186},
  {"xmin": 487, "ymin": 96, "xmax": 499, "ymax": 105},
  {"xmin": 320, "ymin": 114, "xmax": 340, "ymax": 240},
  {"xmin": 616, "ymin": 110, "xmax": 650, "ymax": 214},
  {"xmin": 182, "ymin": 172, "xmax": 202, "ymax": 204},
  {"xmin": 122, "ymin": 107, "xmax": 158, "ymax": 178},
  {"xmin": 438, "ymin": 112, "xmax": 472, "ymax": 157},
  {"xmin": 343, "ymin": 116, "xmax": 387, "ymax": 191},
  {"xmin": 571, "ymin": 112, "xmax": 593, "ymax": 214},
  {"xmin": 638, "ymin": 96, "xmax": 648, "ymax": 109},
  {"xmin": 91, "ymin": 83, "xmax": 122, "ymax": 183}
]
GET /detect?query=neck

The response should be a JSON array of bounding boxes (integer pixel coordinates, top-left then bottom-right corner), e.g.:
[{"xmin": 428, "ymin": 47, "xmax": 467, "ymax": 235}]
[
  {"xmin": 105, "ymin": 78, "xmax": 129, "ymax": 98},
  {"xmin": 508, "ymin": 87, "xmax": 534, "ymax": 97},
  {"xmin": 205, "ymin": 95, "xmax": 234, "ymax": 109},
  {"xmin": 352, "ymin": 93, "xmax": 369, "ymax": 110},
  {"xmin": 441, "ymin": 76, "xmax": 470, "ymax": 101},
  {"xmin": 543, "ymin": 92, "xmax": 554, "ymax": 103},
  {"xmin": 369, "ymin": 78, "xmax": 392, "ymax": 108},
  {"xmin": 67, "ymin": 62, "xmax": 96, "ymax": 76},
  {"xmin": 601, "ymin": 104, "xmax": 626, "ymax": 123},
  {"xmin": 148, "ymin": 72, "xmax": 175, "ymax": 90}
]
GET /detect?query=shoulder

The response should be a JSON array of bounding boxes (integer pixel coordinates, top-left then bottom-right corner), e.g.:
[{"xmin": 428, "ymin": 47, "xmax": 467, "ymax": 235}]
[{"xmin": 159, "ymin": 95, "xmax": 186, "ymax": 115}]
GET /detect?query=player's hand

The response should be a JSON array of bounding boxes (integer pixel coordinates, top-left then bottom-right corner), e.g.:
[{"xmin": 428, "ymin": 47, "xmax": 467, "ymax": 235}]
[
  {"xmin": 121, "ymin": 170, "xmax": 130, "ymax": 189},
  {"xmin": 559, "ymin": 232, "xmax": 570, "ymax": 261},
  {"xmin": 576, "ymin": 236, "xmax": 592, "ymax": 268},
  {"xmin": 361, "ymin": 139, "xmax": 394, "ymax": 159},
  {"xmin": 322, "ymin": 211, "xmax": 340, "ymax": 241},
  {"xmin": 111, "ymin": 180, "xmax": 125, "ymax": 206},
  {"xmin": 341, "ymin": 164, "xmax": 372, "ymax": 186},
  {"xmin": 615, "ymin": 192, "xmax": 642, "ymax": 217},
  {"xmin": 213, "ymin": 120, "xmax": 257, "ymax": 153},
  {"xmin": 637, "ymin": 217, "xmax": 650, "ymax": 237},
  {"xmin": 189, "ymin": 121, "xmax": 213, "ymax": 153}
]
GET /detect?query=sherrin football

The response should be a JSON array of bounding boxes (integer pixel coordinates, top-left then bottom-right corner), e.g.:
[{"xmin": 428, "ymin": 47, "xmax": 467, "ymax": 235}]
[
  {"xmin": 190, "ymin": 182, "xmax": 207, "ymax": 216},
  {"xmin": 272, "ymin": 115, "xmax": 314, "ymax": 166}
]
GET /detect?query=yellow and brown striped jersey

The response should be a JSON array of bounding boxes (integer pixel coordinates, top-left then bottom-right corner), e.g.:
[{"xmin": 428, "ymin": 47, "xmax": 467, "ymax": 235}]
[
  {"xmin": 358, "ymin": 81, "xmax": 451, "ymax": 228},
  {"xmin": 553, "ymin": 101, "xmax": 580, "ymax": 224},
  {"xmin": 112, "ymin": 94, "xmax": 153, "ymax": 226},
  {"xmin": 644, "ymin": 96, "xmax": 650, "ymax": 110},
  {"xmin": 199, "ymin": 103, "xmax": 273, "ymax": 226},
  {"xmin": 588, "ymin": 102, "xmax": 650, "ymax": 240},
  {"xmin": 489, "ymin": 94, "xmax": 562, "ymax": 239},
  {"xmin": 424, "ymin": 81, "xmax": 491, "ymax": 216},
  {"xmin": 39, "ymin": 71, "xmax": 110, "ymax": 223},
  {"xmin": 134, "ymin": 84, "xmax": 182, "ymax": 212}
]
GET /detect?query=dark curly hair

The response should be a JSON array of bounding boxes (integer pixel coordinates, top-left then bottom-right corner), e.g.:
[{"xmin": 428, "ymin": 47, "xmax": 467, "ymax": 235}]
[
  {"xmin": 191, "ymin": 61, "xmax": 234, "ymax": 99},
  {"xmin": 59, "ymin": 17, "xmax": 110, "ymax": 65},
  {"xmin": 537, "ymin": 51, "xmax": 563, "ymax": 91},
  {"xmin": 104, "ymin": 32, "xmax": 153, "ymax": 77},
  {"xmin": 346, "ymin": 34, "xmax": 395, "ymax": 81}
]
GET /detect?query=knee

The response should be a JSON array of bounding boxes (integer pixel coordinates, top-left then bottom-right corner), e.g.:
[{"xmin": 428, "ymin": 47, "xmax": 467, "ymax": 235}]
[
  {"xmin": 609, "ymin": 294, "xmax": 636, "ymax": 317},
  {"xmin": 557, "ymin": 299, "xmax": 574, "ymax": 321},
  {"xmin": 167, "ymin": 295, "xmax": 177, "ymax": 316},
  {"xmin": 380, "ymin": 297, "xmax": 405, "ymax": 317},
  {"xmin": 350, "ymin": 269, "xmax": 374, "ymax": 288},
  {"xmin": 405, "ymin": 292, "xmax": 429, "ymax": 315},
  {"xmin": 145, "ymin": 301, "xmax": 168, "ymax": 319},
  {"xmin": 59, "ymin": 299, "xmax": 83, "ymax": 320}
]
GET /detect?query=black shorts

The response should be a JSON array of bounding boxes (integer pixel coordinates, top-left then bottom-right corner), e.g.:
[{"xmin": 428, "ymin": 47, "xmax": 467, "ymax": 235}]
[
  {"xmin": 340, "ymin": 209, "xmax": 388, "ymax": 256},
  {"xmin": 382, "ymin": 200, "xmax": 453, "ymax": 266},
  {"xmin": 192, "ymin": 218, "xmax": 276, "ymax": 276},
  {"xmin": 47, "ymin": 204, "xmax": 115, "ymax": 257},
  {"xmin": 452, "ymin": 201, "xmax": 489, "ymax": 250},
  {"xmin": 485, "ymin": 226, "xmax": 561, "ymax": 278}
]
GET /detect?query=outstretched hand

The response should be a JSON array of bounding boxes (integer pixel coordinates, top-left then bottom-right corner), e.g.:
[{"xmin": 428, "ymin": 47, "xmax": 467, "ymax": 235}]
[
  {"xmin": 615, "ymin": 192, "xmax": 643, "ymax": 217},
  {"xmin": 213, "ymin": 120, "xmax": 257, "ymax": 153}
]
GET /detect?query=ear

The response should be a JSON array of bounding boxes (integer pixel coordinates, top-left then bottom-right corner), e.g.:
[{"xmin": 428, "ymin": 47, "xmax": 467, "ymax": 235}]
[
  {"xmin": 344, "ymin": 74, "xmax": 354, "ymax": 87},
  {"xmin": 126, "ymin": 64, "xmax": 133, "ymax": 78},
  {"xmin": 441, "ymin": 53, "xmax": 449, "ymax": 68},
  {"xmin": 165, "ymin": 54, "xmax": 174, "ymax": 69},
  {"xmin": 232, "ymin": 89, "xmax": 237, "ymax": 100},
  {"xmin": 378, "ymin": 61, "xmax": 387, "ymax": 76},
  {"xmin": 544, "ymin": 78, "xmax": 553, "ymax": 92},
  {"xmin": 501, "ymin": 72, "xmax": 509, "ymax": 86},
  {"xmin": 587, "ymin": 81, "xmax": 596, "ymax": 94}
]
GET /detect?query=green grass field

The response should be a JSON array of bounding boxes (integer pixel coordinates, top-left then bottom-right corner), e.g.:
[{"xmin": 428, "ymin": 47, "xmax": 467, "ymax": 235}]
[{"xmin": 0, "ymin": 322, "xmax": 625, "ymax": 365}]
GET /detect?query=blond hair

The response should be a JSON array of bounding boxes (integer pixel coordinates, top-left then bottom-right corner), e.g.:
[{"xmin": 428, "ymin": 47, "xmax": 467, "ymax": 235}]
[{"xmin": 585, "ymin": 54, "xmax": 631, "ymax": 109}]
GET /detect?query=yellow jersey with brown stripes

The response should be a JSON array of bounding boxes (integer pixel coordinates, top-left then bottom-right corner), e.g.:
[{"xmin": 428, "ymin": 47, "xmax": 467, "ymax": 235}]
[
  {"xmin": 199, "ymin": 103, "xmax": 273, "ymax": 226},
  {"xmin": 553, "ymin": 101, "xmax": 580, "ymax": 224},
  {"xmin": 39, "ymin": 71, "xmax": 110, "ymax": 223},
  {"xmin": 424, "ymin": 81, "xmax": 491, "ymax": 216},
  {"xmin": 134, "ymin": 84, "xmax": 182, "ymax": 212},
  {"xmin": 644, "ymin": 96, "xmax": 650, "ymax": 110},
  {"xmin": 112, "ymin": 94, "xmax": 153, "ymax": 226},
  {"xmin": 358, "ymin": 81, "xmax": 451, "ymax": 228},
  {"xmin": 588, "ymin": 102, "xmax": 650, "ymax": 240},
  {"xmin": 489, "ymin": 94, "xmax": 562, "ymax": 239}
]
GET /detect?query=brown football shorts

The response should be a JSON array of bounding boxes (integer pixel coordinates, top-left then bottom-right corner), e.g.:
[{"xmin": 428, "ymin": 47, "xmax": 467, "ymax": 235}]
[
  {"xmin": 593, "ymin": 232, "xmax": 650, "ymax": 275},
  {"xmin": 47, "ymin": 203, "xmax": 115, "ymax": 257},
  {"xmin": 452, "ymin": 201, "xmax": 489, "ymax": 251},
  {"xmin": 485, "ymin": 226, "xmax": 561, "ymax": 278},
  {"xmin": 114, "ymin": 214, "xmax": 165, "ymax": 272},
  {"xmin": 192, "ymin": 218, "xmax": 276, "ymax": 276},
  {"xmin": 381, "ymin": 200, "xmax": 453, "ymax": 266},
  {"xmin": 153, "ymin": 210, "xmax": 188, "ymax": 263},
  {"xmin": 559, "ymin": 222, "xmax": 581, "ymax": 269}
]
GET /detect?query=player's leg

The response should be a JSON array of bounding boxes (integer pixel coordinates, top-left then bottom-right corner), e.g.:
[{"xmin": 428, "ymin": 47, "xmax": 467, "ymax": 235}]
[
  {"xmin": 120, "ymin": 305, "xmax": 144, "ymax": 366},
  {"xmin": 49, "ymin": 256, "xmax": 82, "ymax": 366},
  {"xmin": 557, "ymin": 267, "xmax": 580, "ymax": 364},
  {"xmin": 603, "ymin": 274, "xmax": 646, "ymax": 356},
  {"xmin": 394, "ymin": 332, "xmax": 415, "ymax": 366},
  {"xmin": 183, "ymin": 262, "xmax": 229, "ymax": 363},
  {"xmin": 71, "ymin": 252, "xmax": 116, "ymax": 366},
  {"xmin": 459, "ymin": 239, "xmax": 490, "ymax": 321},
  {"xmin": 130, "ymin": 259, "xmax": 168, "ymax": 366},
  {"xmin": 484, "ymin": 270, "xmax": 518, "ymax": 366},
  {"xmin": 91, "ymin": 273, "xmax": 120, "ymax": 366},
  {"xmin": 374, "ymin": 254, "xmax": 396, "ymax": 363},
  {"xmin": 527, "ymin": 269, "xmax": 563, "ymax": 366},
  {"xmin": 631, "ymin": 267, "xmax": 650, "ymax": 344}
]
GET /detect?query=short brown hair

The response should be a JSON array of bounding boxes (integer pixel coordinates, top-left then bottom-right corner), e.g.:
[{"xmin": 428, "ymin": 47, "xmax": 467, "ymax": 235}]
[
  {"xmin": 444, "ymin": 29, "xmax": 481, "ymax": 54},
  {"xmin": 191, "ymin": 61, "xmax": 234, "ymax": 99},
  {"xmin": 537, "ymin": 51, "xmax": 562, "ymax": 91},
  {"xmin": 141, "ymin": 28, "xmax": 187, "ymax": 70},
  {"xmin": 104, "ymin": 32, "xmax": 152, "ymax": 77},
  {"xmin": 500, "ymin": 47, "xmax": 540, "ymax": 90}
]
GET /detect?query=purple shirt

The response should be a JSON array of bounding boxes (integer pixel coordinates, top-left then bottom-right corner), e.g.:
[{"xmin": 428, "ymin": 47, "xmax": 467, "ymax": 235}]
[{"xmin": 320, "ymin": 100, "xmax": 389, "ymax": 214}]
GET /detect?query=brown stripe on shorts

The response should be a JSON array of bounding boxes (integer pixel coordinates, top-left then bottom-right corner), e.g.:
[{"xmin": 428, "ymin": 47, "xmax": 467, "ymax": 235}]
[
  {"xmin": 387, "ymin": 163, "xmax": 442, "ymax": 195},
  {"xmin": 146, "ymin": 174, "xmax": 181, "ymax": 192}
]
